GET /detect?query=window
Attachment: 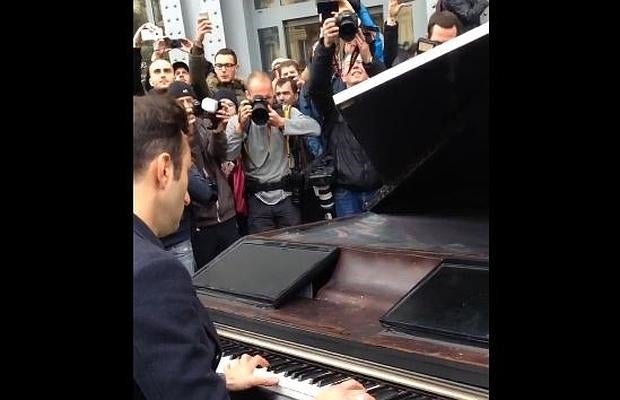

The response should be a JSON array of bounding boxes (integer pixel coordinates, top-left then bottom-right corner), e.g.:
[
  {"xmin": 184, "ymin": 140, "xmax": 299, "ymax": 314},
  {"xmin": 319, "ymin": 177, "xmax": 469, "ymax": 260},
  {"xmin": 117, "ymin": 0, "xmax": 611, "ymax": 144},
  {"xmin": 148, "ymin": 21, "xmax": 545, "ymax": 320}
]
[
  {"xmin": 284, "ymin": 16, "xmax": 321, "ymax": 68},
  {"xmin": 258, "ymin": 27, "xmax": 281, "ymax": 72},
  {"xmin": 254, "ymin": 0, "xmax": 277, "ymax": 10},
  {"xmin": 280, "ymin": 0, "xmax": 309, "ymax": 5}
]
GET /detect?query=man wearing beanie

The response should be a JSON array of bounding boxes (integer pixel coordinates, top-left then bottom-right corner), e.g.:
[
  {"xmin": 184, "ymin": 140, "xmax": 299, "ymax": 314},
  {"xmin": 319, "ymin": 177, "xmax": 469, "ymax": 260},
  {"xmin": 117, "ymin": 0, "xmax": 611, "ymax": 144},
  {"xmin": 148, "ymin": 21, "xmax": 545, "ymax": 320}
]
[
  {"xmin": 164, "ymin": 81, "xmax": 240, "ymax": 270},
  {"xmin": 212, "ymin": 88, "xmax": 239, "ymax": 117},
  {"xmin": 159, "ymin": 81, "xmax": 203, "ymax": 272}
]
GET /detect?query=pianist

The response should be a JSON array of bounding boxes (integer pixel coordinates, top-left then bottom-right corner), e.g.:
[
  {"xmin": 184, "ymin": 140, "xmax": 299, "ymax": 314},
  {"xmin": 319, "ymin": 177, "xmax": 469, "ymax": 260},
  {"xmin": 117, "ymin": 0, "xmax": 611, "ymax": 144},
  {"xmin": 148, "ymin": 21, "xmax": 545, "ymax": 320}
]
[{"xmin": 133, "ymin": 95, "xmax": 374, "ymax": 400}]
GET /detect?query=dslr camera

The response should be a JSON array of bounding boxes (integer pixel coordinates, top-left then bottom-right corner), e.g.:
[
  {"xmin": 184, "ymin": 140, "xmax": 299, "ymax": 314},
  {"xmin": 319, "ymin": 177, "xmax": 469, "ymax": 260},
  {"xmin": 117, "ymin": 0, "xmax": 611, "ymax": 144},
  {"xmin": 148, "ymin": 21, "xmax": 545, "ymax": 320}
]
[
  {"xmin": 161, "ymin": 37, "xmax": 188, "ymax": 49},
  {"xmin": 249, "ymin": 96, "xmax": 271, "ymax": 126},
  {"xmin": 335, "ymin": 10, "xmax": 359, "ymax": 42}
]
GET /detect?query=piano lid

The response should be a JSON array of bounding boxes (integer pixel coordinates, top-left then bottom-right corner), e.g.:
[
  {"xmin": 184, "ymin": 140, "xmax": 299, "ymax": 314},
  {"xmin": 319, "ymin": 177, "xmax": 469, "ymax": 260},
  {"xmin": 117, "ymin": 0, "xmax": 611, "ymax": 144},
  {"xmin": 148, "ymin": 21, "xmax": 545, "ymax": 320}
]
[{"xmin": 334, "ymin": 23, "xmax": 489, "ymax": 214}]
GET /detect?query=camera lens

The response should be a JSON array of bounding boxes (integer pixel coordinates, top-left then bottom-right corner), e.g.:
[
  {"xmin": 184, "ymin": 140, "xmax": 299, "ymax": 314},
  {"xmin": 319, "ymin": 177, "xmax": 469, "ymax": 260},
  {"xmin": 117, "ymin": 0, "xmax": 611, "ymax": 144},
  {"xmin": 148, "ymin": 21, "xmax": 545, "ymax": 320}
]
[
  {"xmin": 336, "ymin": 11, "xmax": 358, "ymax": 42},
  {"xmin": 251, "ymin": 100, "xmax": 270, "ymax": 125}
]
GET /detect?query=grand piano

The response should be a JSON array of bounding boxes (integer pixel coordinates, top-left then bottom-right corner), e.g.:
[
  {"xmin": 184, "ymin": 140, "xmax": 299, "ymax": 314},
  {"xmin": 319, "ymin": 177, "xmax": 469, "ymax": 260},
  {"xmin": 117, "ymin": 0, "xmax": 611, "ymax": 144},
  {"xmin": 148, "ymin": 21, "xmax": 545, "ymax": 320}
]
[{"xmin": 192, "ymin": 23, "xmax": 489, "ymax": 400}]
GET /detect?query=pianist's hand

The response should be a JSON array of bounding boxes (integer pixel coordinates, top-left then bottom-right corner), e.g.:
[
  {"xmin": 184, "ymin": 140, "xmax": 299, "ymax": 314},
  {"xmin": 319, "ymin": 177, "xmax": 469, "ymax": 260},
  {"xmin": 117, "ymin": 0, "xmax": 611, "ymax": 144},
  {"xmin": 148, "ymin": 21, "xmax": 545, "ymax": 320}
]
[
  {"xmin": 315, "ymin": 379, "xmax": 375, "ymax": 400},
  {"xmin": 223, "ymin": 353, "xmax": 279, "ymax": 391}
]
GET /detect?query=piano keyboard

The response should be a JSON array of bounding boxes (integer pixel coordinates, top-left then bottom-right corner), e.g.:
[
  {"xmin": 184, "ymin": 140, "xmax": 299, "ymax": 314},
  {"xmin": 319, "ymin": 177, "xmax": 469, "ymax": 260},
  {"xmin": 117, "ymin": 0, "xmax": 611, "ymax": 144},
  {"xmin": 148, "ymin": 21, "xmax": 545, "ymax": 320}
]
[{"xmin": 216, "ymin": 337, "xmax": 447, "ymax": 400}]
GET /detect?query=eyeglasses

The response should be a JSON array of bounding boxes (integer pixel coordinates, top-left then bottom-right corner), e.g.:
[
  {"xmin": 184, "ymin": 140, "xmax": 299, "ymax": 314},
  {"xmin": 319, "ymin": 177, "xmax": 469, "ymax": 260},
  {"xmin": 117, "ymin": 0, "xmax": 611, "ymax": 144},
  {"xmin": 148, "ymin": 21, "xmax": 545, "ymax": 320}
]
[{"xmin": 214, "ymin": 63, "xmax": 236, "ymax": 70}]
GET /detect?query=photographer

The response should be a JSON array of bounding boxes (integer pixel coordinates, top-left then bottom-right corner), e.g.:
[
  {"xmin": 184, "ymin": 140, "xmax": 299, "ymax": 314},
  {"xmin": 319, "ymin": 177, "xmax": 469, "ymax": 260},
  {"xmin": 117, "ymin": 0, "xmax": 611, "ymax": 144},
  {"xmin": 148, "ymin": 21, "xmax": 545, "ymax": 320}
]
[
  {"xmin": 308, "ymin": 15, "xmax": 384, "ymax": 218},
  {"xmin": 226, "ymin": 72, "xmax": 320, "ymax": 234},
  {"xmin": 384, "ymin": 7, "xmax": 463, "ymax": 68},
  {"xmin": 164, "ymin": 81, "xmax": 239, "ymax": 271}
]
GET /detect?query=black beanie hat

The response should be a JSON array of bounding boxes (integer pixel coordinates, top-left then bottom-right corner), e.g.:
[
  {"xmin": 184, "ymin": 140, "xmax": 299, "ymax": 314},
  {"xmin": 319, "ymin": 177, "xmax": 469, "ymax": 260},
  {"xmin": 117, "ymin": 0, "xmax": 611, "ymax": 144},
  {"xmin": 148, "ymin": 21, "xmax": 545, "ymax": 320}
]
[
  {"xmin": 167, "ymin": 81, "xmax": 196, "ymax": 99},
  {"xmin": 213, "ymin": 88, "xmax": 239, "ymax": 109}
]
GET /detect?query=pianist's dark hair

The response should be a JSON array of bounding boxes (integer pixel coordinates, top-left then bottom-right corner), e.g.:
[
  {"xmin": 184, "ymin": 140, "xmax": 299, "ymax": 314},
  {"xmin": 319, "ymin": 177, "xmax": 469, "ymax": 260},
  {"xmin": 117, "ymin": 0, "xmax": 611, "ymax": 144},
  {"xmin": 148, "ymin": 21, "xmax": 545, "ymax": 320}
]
[
  {"xmin": 427, "ymin": 10, "xmax": 464, "ymax": 37},
  {"xmin": 133, "ymin": 95, "xmax": 188, "ymax": 180}
]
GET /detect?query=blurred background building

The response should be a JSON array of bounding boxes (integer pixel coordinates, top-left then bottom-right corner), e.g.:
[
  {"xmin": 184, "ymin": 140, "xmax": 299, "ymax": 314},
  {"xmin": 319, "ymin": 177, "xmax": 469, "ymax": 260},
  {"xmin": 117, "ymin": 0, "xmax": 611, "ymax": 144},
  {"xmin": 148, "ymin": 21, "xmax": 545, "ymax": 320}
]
[{"xmin": 133, "ymin": 0, "xmax": 448, "ymax": 78}]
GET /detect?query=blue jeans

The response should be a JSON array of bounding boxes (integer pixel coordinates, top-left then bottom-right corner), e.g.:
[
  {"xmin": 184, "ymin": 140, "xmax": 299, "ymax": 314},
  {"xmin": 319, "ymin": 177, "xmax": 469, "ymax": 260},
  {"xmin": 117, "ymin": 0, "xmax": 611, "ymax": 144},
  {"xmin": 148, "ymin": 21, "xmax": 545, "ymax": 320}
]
[
  {"xmin": 167, "ymin": 239, "xmax": 197, "ymax": 275},
  {"xmin": 334, "ymin": 187, "xmax": 377, "ymax": 218}
]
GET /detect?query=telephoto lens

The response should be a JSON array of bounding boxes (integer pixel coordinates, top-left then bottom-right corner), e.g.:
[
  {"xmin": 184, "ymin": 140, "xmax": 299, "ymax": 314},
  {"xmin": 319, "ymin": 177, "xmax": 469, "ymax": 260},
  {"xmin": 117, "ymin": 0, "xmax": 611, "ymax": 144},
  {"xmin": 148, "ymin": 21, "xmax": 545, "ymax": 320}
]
[
  {"xmin": 250, "ymin": 96, "xmax": 270, "ymax": 125},
  {"xmin": 335, "ymin": 10, "xmax": 359, "ymax": 42}
]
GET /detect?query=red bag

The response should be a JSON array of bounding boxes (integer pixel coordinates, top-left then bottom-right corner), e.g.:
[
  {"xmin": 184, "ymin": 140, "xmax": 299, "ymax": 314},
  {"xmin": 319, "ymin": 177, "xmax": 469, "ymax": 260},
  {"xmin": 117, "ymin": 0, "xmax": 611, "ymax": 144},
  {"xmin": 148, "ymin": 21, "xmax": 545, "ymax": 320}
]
[{"xmin": 230, "ymin": 158, "xmax": 248, "ymax": 216}]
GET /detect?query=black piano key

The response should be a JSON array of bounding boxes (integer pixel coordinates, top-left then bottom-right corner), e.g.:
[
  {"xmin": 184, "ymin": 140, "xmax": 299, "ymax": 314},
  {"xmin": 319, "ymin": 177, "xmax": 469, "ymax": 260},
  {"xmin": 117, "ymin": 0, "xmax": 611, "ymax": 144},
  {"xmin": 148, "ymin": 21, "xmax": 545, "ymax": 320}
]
[
  {"xmin": 264, "ymin": 358, "xmax": 289, "ymax": 368},
  {"xmin": 316, "ymin": 373, "xmax": 348, "ymax": 386},
  {"xmin": 261, "ymin": 353, "xmax": 282, "ymax": 362},
  {"xmin": 270, "ymin": 361, "xmax": 300, "ymax": 373},
  {"xmin": 307, "ymin": 371, "xmax": 335, "ymax": 384},
  {"xmin": 297, "ymin": 368, "xmax": 328, "ymax": 381},
  {"xmin": 226, "ymin": 348, "xmax": 250, "ymax": 358},
  {"xmin": 289, "ymin": 366, "xmax": 319, "ymax": 379},
  {"xmin": 283, "ymin": 364, "xmax": 312, "ymax": 377}
]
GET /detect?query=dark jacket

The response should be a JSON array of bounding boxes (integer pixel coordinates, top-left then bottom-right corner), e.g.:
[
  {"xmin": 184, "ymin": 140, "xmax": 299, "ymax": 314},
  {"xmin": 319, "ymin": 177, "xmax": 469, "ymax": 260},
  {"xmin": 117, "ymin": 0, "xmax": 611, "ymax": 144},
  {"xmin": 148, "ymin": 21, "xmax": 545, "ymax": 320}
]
[
  {"xmin": 160, "ymin": 165, "xmax": 218, "ymax": 248},
  {"xmin": 133, "ymin": 215, "xmax": 228, "ymax": 400},
  {"xmin": 134, "ymin": 47, "xmax": 145, "ymax": 96},
  {"xmin": 188, "ymin": 45, "xmax": 215, "ymax": 101},
  {"xmin": 439, "ymin": 0, "xmax": 489, "ymax": 32},
  {"xmin": 190, "ymin": 119, "xmax": 236, "ymax": 227},
  {"xmin": 307, "ymin": 39, "xmax": 383, "ymax": 191}
]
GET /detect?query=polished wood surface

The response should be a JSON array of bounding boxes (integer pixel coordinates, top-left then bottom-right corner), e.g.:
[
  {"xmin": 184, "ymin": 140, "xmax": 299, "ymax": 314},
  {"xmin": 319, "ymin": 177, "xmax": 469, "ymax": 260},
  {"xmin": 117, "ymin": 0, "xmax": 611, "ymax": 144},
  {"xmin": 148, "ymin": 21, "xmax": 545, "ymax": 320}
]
[{"xmin": 198, "ymin": 239, "xmax": 488, "ymax": 381}]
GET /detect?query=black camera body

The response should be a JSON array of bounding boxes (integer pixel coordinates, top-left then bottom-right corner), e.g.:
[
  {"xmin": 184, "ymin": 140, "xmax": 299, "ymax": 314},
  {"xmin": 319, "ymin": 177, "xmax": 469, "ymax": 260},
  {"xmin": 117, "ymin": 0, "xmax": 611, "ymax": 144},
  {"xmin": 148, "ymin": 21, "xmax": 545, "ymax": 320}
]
[
  {"xmin": 307, "ymin": 157, "xmax": 335, "ymax": 187},
  {"xmin": 162, "ymin": 37, "xmax": 185, "ymax": 49},
  {"xmin": 335, "ymin": 10, "xmax": 359, "ymax": 42},
  {"xmin": 250, "ymin": 96, "xmax": 271, "ymax": 126}
]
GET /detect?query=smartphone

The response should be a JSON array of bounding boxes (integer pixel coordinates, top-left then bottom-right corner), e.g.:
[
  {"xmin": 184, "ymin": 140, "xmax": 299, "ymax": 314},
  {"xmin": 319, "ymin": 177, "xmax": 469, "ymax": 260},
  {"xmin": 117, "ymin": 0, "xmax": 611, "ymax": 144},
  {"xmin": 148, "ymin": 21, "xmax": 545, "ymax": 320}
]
[
  {"xmin": 317, "ymin": 1, "xmax": 339, "ymax": 23},
  {"xmin": 198, "ymin": 11, "xmax": 209, "ymax": 21},
  {"xmin": 398, "ymin": 0, "xmax": 415, "ymax": 3},
  {"xmin": 141, "ymin": 26, "xmax": 163, "ymax": 42}
]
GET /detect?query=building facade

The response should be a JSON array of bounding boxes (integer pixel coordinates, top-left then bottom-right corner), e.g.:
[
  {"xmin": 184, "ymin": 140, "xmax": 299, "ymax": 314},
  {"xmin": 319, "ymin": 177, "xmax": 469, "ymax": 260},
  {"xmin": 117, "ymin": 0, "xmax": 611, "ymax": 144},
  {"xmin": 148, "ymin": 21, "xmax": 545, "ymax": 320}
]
[{"xmin": 135, "ymin": 0, "xmax": 438, "ymax": 79}]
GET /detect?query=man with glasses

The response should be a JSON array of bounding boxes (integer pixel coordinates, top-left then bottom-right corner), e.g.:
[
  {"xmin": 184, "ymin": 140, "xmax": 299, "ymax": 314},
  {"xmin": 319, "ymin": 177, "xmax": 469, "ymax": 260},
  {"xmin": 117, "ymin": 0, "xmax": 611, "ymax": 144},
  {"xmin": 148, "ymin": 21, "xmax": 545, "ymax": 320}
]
[
  {"xmin": 190, "ymin": 17, "xmax": 247, "ymax": 105},
  {"xmin": 207, "ymin": 48, "xmax": 247, "ymax": 106}
]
